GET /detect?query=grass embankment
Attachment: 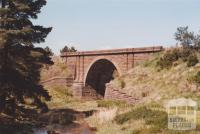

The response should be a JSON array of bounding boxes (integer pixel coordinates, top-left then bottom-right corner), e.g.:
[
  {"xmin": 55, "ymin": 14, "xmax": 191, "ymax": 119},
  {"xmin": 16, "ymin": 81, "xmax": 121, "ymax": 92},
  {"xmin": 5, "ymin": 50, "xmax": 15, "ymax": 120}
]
[
  {"xmin": 112, "ymin": 52, "xmax": 200, "ymax": 105},
  {"xmin": 40, "ymin": 56, "xmax": 69, "ymax": 81}
]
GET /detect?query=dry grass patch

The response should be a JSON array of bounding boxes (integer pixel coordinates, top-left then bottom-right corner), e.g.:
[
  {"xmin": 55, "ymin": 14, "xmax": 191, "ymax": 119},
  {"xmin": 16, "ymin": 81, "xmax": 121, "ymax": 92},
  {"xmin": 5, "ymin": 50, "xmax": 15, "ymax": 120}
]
[{"xmin": 95, "ymin": 108, "xmax": 117, "ymax": 124}]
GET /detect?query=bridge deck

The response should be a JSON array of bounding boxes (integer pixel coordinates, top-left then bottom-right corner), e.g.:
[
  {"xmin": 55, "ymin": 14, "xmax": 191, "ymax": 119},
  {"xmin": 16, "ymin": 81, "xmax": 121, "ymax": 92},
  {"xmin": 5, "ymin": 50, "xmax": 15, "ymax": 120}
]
[{"xmin": 61, "ymin": 46, "xmax": 163, "ymax": 57}]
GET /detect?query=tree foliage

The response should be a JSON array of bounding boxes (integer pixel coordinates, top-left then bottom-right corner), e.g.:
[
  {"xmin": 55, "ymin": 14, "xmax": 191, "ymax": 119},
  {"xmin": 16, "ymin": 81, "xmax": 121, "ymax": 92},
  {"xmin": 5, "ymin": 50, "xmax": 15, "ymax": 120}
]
[
  {"xmin": 0, "ymin": 0, "xmax": 52, "ymax": 118},
  {"xmin": 60, "ymin": 45, "xmax": 77, "ymax": 53},
  {"xmin": 157, "ymin": 27, "xmax": 200, "ymax": 69},
  {"xmin": 156, "ymin": 49, "xmax": 181, "ymax": 69},
  {"xmin": 175, "ymin": 26, "xmax": 200, "ymax": 49},
  {"xmin": 44, "ymin": 46, "xmax": 54, "ymax": 56}
]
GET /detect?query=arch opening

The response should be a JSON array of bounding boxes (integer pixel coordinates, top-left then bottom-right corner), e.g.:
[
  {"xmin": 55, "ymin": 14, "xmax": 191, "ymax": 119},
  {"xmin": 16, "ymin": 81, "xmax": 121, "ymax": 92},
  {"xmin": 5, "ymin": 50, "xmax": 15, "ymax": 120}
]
[{"xmin": 85, "ymin": 59, "xmax": 119, "ymax": 98}]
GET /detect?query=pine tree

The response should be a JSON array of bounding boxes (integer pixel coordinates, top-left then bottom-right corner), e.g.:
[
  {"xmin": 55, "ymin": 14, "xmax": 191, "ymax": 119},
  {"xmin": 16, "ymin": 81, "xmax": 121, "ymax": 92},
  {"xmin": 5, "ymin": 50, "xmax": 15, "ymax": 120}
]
[
  {"xmin": 60, "ymin": 45, "xmax": 77, "ymax": 53},
  {"xmin": 0, "ymin": 0, "xmax": 52, "ymax": 118},
  {"xmin": 60, "ymin": 46, "xmax": 70, "ymax": 53},
  {"xmin": 44, "ymin": 46, "xmax": 54, "ymax": 56},
  {"xmin": 70, "ymin": 46, "xmax": 77, "ymax": 52}
]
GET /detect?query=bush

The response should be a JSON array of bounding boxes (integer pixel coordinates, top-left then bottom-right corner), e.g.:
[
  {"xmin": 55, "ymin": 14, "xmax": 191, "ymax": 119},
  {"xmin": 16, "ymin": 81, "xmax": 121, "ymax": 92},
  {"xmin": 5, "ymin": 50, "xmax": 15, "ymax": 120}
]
[
  {"xmin": 187, "ymin": 54, "xmax": 199, "ymax": 67},
  {"xmin": 115, "ymin": 107, "xmax": 168, "ymax": 134},
  {"xmin": 165, "ymin": 49, "xmax": 181, "ymax": 61},
  {"xmin": 157, "ymin": 49, "xmax": 181, "ymax": 69},
  {"xmin": 156, "ymin": 57, "xmax": 173, "ymax": 69},
  {"xmin": 115, "ymin": 106, "xmax": 167, "ymax": 128},
  {"xmin": 157, "ymin": 48, "xmax": 199, "ymax": 69},
  {"xmin": 180, "ymin": 48, "xmax": 193, "ymax": 62},
  {"xmin": 190, "ymin": 71, "xmax": 200, "ymax": 85}
]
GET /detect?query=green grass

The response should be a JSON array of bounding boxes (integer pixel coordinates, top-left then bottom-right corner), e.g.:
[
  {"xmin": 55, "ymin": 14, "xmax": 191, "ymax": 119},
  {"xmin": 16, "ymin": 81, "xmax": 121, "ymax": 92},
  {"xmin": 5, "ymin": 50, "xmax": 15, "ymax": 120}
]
[
  {"xmin": 114, "ymin": 106, "xmax": 200, "ymax": 134},
  {"xmin": 115, "ymin": 106, "xmax": 167, "ymax": 127},
  {"xmin": 45, "ymin": 85, "xmax": 74, "ymax": 108},
  {"xmin": 97, "ymin": 100, "xmax": 131, "ymax": 108}
]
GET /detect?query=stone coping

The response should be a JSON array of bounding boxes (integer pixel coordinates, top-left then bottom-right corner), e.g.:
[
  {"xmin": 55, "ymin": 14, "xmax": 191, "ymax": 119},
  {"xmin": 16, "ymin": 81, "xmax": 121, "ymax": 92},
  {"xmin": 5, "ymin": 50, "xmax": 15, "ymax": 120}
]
[{"xmin": 61, "ymin": 46, "xmax": 163, "ymax": 57}]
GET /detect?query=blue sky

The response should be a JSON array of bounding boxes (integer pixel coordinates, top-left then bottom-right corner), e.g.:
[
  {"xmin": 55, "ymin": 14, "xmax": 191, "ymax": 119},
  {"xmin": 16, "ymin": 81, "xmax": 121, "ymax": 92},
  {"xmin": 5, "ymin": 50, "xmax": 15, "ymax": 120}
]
[{"xmin": 34, "ymin": 0, "xmax": 200, "ymax": 54}]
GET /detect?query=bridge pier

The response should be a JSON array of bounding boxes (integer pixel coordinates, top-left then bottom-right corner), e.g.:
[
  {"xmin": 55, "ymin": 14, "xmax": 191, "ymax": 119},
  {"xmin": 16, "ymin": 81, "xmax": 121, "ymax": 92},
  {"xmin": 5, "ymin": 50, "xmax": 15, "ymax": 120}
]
[{"xmin": 72, "ymin": 81, "xmax": 84, "ymax": 99}]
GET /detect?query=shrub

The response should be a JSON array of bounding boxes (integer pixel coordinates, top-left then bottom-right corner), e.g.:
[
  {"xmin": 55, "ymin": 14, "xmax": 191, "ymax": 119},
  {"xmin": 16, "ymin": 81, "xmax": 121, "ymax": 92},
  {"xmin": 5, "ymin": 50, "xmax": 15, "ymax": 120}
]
[
  {"xmin": 156, "ymin": 57, "xmax": 173, "ymax": 69},
  {"xmin": 187, "ymin": 54, "xmax": 199, "ymax": 67},
  {"xmin": 156, "ymin": 49, "xmax": 181, "ymax": 69},
  {"xmin": 156, "ymin": 48, "xmax": 199, "ymax": 69},
  {"xmin": 190, "ymin": 71, "xmax": 200, "ymax": 85},
  {"xmin": 115, "ymin": 106, "xmax": 167, "ymax": 128},
  {"xmin": 165, "ymin": 48, "xmax": 181, "ymax": 61},
  {"xmin": 180, "ymin": 48, "xmax": 192, "ymax": 62}
]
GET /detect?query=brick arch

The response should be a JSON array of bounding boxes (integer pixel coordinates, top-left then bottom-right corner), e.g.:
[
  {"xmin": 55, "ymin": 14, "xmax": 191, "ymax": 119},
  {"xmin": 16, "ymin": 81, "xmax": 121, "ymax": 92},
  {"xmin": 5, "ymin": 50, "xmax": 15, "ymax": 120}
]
[
  {"xmin": 83, "ymin": 57, "xmax": 122, "ymax": 86},
  {"xmin": 61, "ymin": 46, "xmax": 163, "ymax": 98}
]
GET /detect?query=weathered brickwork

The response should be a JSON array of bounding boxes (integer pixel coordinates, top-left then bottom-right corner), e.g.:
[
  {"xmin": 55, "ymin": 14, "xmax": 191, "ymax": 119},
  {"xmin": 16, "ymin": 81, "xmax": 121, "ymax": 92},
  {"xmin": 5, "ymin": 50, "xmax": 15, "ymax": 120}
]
[
  {"xmin": 105, "ymin": 84, "xmax": 139, "ymax": 104},
  {"xmin": 61, "ymin": 46, "xmax": 163, "ymax": 98}
]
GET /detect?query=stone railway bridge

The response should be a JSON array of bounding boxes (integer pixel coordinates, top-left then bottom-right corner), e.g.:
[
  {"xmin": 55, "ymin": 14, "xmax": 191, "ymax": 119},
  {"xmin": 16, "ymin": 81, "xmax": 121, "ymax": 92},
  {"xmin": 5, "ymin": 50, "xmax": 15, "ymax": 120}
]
[{"xmin": 61, "ymin": 46, "xmax": 163, "ymax": 99}]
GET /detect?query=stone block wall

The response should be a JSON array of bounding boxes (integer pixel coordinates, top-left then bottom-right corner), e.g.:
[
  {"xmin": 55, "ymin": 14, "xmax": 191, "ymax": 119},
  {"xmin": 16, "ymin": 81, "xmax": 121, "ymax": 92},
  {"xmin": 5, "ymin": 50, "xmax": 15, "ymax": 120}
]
[{"xmin": 104, "ymin": 83, "xmax": 139, "ymax": 104}]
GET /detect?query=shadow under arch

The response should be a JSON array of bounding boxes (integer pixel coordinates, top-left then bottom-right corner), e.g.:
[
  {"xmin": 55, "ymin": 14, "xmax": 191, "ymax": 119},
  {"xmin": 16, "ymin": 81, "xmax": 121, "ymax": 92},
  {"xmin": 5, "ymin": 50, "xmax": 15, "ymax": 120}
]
[{"xmin": 84, "ymin": 59, "xmax": 120, "ymax": 97}]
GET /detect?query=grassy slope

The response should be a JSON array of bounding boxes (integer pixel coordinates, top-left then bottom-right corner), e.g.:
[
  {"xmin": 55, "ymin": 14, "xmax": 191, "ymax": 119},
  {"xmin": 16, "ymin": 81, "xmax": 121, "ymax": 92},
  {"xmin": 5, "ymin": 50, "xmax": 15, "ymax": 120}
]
[
  {"xmin": 40, "ymin": 56, "xmax": 69, "ymax": 81},
  {"xmin": 112, "ymin": 53, "xmax": 200, "ymax": 105}
]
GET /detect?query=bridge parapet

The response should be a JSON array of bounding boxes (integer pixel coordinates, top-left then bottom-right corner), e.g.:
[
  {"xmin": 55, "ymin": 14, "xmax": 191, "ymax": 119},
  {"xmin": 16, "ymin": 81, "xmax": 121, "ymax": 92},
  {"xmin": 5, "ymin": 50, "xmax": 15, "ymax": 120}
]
[{"xmin": 61, "ymin": 46, "xmax": 163, "ymax": 57}]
